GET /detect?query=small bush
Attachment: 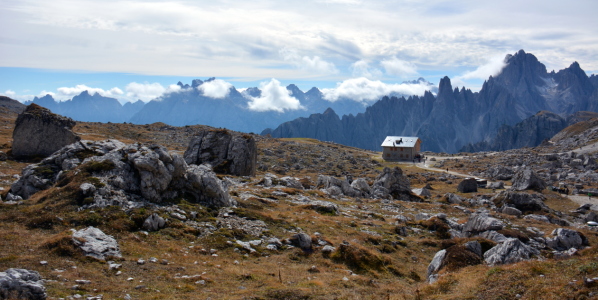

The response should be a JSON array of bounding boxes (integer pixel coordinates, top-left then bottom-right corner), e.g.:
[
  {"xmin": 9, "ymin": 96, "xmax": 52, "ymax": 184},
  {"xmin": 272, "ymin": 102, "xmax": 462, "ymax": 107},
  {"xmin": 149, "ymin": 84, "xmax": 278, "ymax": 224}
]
[
  {"xmin": 83, "ymin": 160, "xmax": 115, "ymax": 173},
  {"xmin": 26, "ymin": 214, "xmax": 57, "ymax": 229},
  {"xmin": 330, "ymin": 243, "xmax": 392, "ymax": 275},
  {"xmin": 41, "ymin": 232, "xmax": 79, "ymax": 257},
  {"xmin": 419, "ymin": 217, "xmax": 451, "ymax": 239},
  {"xmin": 442, "ymin": 245, "xmax": 482, "ymax": 272}
]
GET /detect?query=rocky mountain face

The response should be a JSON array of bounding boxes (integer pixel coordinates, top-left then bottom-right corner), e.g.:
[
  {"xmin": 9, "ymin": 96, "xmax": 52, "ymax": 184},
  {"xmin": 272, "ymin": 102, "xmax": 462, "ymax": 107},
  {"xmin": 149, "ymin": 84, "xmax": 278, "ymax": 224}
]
[
  {"xmin": 461, "ymin": 111, "xmax": 568, "ymax": 152},
  {"xmin": 266, "ymin": 50, "xmax": 598, "ymax": 153},
  {"xmin": 461, "ymin": 111, "xmax": 598, "ymax": 152}
]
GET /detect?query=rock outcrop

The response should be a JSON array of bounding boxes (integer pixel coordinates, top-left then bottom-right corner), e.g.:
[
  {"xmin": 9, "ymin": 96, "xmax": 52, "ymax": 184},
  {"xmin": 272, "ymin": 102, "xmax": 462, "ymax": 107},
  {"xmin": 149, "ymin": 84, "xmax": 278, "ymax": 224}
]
[
  {"xmin": 10, "ymin": 140, "xmax": 234, "ymax": 208},
  {"xmin": 372, "ymin": 167, "xmax": 420, "ymax": 201},
  {"xmin": 461, "ymin": 111, "xmax": 569, "ymax": 152},
  {"xmin": 184, "ymin": 129, "xmax": 257, "ymax": 176},
  {"xmin": 511, "ymin": 168, "xmax": 547, "ymax": 191},
  {"xmin": 72, "ymin": 227, "xmax": 121, "ymax": 261},
  {"xmin": 483, "ymin": 238, "xmax": 539, "ymax": 265},
  {"xmin": 12, "ymin": 104, "xmax": 80, "ymax": 158},
  {"xmin": 546, "ymin": 228, "xmax": 588, "ymax": 251},
  {"xmin": 463, "ymin": 211, "xmax": 504, "ymax": 236},
  {"xmin": 491, "ymin": 191, "xmax": 550, "ymax": 213},
  {"xmin": 143, "ymin": 213, "xmax": 166, "ymax": 232},
  {"xmin": 0, "ymin": 268, "xmax": 46, "ymax": 300}
]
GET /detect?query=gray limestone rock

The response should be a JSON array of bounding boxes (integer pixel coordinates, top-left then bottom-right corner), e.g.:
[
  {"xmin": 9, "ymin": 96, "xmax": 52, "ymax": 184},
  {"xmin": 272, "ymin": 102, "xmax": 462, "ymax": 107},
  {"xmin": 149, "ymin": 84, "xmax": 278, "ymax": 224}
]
[
  {"xmin": 478, "ymin": 230, "xmax": 507, "ymax": 243},
  {"xmin": 290, "ymin": 233, "xmax": 312, "ymax": 251},
  {"xmin": 412, "ymin": 187, "xmax": 431, "ymax": 197},
  {"xmin": 457, "ymin": 178, "xmax": 478, "ymax": 193},
  {"xmin": 427, "ymin": 249, "xmax": 446, "ymax": 282},
  {"xmin": 184, "ymin": 129, "xmax": 257, "ymax": 176},
  {"xmin": 511, "ymin": 168, "xmax": 547, "ymax": 192},
  {"xmin": 491, "ymin": 191, "xmax": 550, "ymax": 213},
  {"xmin": 546, "ymin": 228, "xmax": 587, "ymax": 251},
  {"xmin": 372, "ymin": 167, "xmax": 419, "ymax": 201},
  {"xmin": 142, "ymin": 213, "xmax": 166, "ymax": 232},
  {"xmin": 10, "ymin": 140, "xmax": 234, "ymax": 208},
  {"xmin": 12, "ymin": 104, "xmax": 80, "ymax": 159},
  {"xmin": 501, "ymin": 206, "xmax": 522, "ymax": 217},
  {"xmin": 483, "ymin": 238, "xmax": 539, "ymax": 265},
  {"xmin": 278, "ymin": 177, "xmax": 304, "ymax": 190},
  {"xmin": 72, "ymin": 227, "xmax": 121, "ymax": 261},
  {"xmin": 0, "ymin": 268, "xmax": 46, "ymax": 300},
  {"xmin": 464, "ymin": 241, "xmax": 482, "ymax": 257},
  {"xmin": 463, "ymin": 211, "xmax": 504, "ymax": 235},
  {"xmin": 443, "ymin": 193, "xmax": 465, "ymax": 204},
  {"xmin": 487, "ymin": 181, "xmax": 505, "ymax": 189},
  {"xmin": 350, "ymin": 178, "xmax": 371, "ymax": 196},
  {"xmin": 523, "ymin": 214, "xmax": 551, "ymax": 224}
]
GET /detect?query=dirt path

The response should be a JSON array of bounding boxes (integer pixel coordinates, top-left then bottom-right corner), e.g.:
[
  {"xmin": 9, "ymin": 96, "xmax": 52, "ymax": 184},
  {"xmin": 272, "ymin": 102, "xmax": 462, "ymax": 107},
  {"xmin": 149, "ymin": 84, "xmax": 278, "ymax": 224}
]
[{"xmin": 567, "ymin": 195, "xmax": 598, "ymax": 210}]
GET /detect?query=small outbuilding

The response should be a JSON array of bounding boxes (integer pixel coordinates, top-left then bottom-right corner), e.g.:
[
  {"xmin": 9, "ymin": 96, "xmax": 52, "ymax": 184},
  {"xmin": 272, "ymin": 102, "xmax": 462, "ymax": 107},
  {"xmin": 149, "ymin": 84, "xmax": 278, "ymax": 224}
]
[{"xmin": 381, "ymin": 136, "xmax": 421, "ymax": 161}]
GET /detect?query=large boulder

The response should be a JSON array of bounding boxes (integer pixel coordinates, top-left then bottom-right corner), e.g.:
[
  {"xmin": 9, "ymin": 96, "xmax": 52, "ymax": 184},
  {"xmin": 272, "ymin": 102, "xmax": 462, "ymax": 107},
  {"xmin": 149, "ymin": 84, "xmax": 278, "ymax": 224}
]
[
  {"xmin": 457, "ymin": 178, "xmax": 478, "ymax": 193},
  {"xmin": 12, "ymin": 103, "xmax": 80, "ymax": 159},
  {"xmin": 546, "ymin": 228, "xmax": 588, "ymax": 251},
  {"xmin": 483, "ymin": 238, "xmax": 539, "ymax": 265},
  {"xmin": 10, "ymin": 140, "xmax": 234, "ymax": 208},
  {"xmin": 72, "ymin": 227, "xmax": 121, "ymax": 261},
  {"xmin": 371, "ymin": 167, "xmax": 420, "ymax": 201},
  {"xmin": 184, "ymin": 129, "xmax": 257, "ymax": 176},
  {"xmin": 484, "ymin": 165, "xmax": 514, "ymax": 181},
  {"xmin": 142, "ymin": 213, "xmax": 166, "ymax": 232},
  {"xmin": 511, "ymin": 168, "xmax": 546, "ymax": 192},
  {"xmin": 463, "ymin": 210, "xmax": 504, "ymax": 236},
  {"xmin": 491, "ymin": 191, "xmax": 550, "ymax": 213},
  {"xmin": 0, "ymin": 268, "xmax": 46, "ymax": 300}
]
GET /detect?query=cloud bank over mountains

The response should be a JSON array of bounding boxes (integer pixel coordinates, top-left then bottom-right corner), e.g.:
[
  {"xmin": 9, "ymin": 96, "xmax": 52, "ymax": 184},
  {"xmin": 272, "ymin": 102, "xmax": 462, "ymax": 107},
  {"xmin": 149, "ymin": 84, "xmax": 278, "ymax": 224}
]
[{"xmin": 2, "ymin": 0, "xmax": 596, "ymax": 86}]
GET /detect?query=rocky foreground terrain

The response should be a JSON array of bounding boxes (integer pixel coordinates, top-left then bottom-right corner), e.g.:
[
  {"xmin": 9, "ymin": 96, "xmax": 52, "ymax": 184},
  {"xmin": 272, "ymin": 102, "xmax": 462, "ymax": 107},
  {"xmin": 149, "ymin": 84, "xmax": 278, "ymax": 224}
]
[{"xmin": 0, "ymin": 102, "xmax": 598, "ymax": 299}]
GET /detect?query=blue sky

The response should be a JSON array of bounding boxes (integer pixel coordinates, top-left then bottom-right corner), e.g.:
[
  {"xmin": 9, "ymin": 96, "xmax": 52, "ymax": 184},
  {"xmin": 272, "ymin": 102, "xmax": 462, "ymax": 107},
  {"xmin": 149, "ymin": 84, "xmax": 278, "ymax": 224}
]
[{"xmin": 1, "ymin": 0, "xmax": 597, "ymax": 106}]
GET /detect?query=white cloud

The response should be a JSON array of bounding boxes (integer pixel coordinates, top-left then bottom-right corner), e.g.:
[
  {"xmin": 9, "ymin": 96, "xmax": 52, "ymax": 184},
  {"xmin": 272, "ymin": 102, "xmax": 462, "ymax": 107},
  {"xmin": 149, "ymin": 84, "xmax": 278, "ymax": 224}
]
[
  {"xmin": 280, "ymin": 48, "xmax": 338, "ymax": 75},
  {"xmin": 381, "ymin": 57, "xmax": 418, "ymax": 78},
  {"xmin": 457, "ymin": 54, "xmax": 509, "ymax": 80},
  {"xmin": 126, "ymin": 82, "xmax": 181, "ymax": 102},
  {"xmin": 351, "ymin": 60, "xmax": 382, "ymax": 79},
  {"xmin": 322, "ymin": 77, "xmax": 432, "ymax": 103},
  {"xmin": 56, "ymin": 85, "xmax": 123, "ymax": 100},
  {"xmin": 197, "ymin": 79, "xmax": 233, "ymax": 99},
  {"xmin": 247, "ymin": 78, "xmax": 304, "ymax": 112},
  {"xmin": 3, "ymin": 90, "xmax": 16, "ymax": 97}
]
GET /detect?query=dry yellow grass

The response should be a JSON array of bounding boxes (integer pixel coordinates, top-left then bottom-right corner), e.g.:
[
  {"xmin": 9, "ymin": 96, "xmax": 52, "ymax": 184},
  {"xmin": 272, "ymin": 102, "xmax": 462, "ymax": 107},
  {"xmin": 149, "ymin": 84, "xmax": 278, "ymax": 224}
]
[{"xmin": 0, "ymin": 110, "xmax": 597, "ymax": 299}]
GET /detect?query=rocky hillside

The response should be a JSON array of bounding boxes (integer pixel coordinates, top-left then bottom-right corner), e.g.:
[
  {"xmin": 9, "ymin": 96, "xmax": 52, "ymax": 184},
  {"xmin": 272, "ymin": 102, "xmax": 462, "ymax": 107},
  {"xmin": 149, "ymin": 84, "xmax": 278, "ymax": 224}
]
[
  {"xmin": 266, "ymin": 50, "xmax": 598, "ymax": 153},
  {"xmin": 1, "ymin": 106, "xmax": 598, "ymax": 299},
  {"xmin": 461, "ymin": 111, "xmax": 598, "ymax": 152}
]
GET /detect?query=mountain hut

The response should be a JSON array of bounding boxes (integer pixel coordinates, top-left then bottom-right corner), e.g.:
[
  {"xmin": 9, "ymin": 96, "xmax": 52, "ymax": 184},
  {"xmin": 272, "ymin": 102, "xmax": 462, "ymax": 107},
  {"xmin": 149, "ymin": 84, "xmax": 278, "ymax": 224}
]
[{"xmin": 381, "ymin": 136, "xmax": 421, "ymax": 161}]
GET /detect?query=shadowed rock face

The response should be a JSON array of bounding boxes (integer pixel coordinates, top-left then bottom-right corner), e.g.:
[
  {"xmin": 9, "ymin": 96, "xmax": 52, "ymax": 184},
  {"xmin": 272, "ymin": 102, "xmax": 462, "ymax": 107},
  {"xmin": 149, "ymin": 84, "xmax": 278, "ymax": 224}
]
[
  {"xmin": 184, "ymin": 129, "xmax": 257, "ymax": 176},
  {"xmin": 12, "ymin": 104, "xmax": 80, "ymax": 158}
]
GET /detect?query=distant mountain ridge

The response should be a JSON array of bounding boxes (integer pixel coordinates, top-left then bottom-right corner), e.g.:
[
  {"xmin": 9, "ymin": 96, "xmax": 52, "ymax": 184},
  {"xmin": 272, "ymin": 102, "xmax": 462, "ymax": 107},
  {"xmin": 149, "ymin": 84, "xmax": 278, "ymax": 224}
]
[
  {"xmin": 265, "ymin": 50, "xmax": 598, "ymax": 153},
  {"xmin": 27, "ymin": 91, "xmax": 144, "ymax": 123},
  {"xmin": 27, "ymin": 78, "xmax": 434, "ymax": 133}
]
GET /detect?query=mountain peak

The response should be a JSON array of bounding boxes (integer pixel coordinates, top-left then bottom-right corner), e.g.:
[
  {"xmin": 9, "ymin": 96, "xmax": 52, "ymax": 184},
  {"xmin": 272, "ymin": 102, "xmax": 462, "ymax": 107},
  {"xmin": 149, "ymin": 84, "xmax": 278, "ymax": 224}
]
[
  {"xmin": 323, "ymin": 107, "xmax": 336, "ymax": 115},
  {"xmin": 191, "ymin": 79, "xmax": 204, "ymax": 88},
  {"xmin": 438, "ymin": 76, "xmax": 453, "ymax": 95}
]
